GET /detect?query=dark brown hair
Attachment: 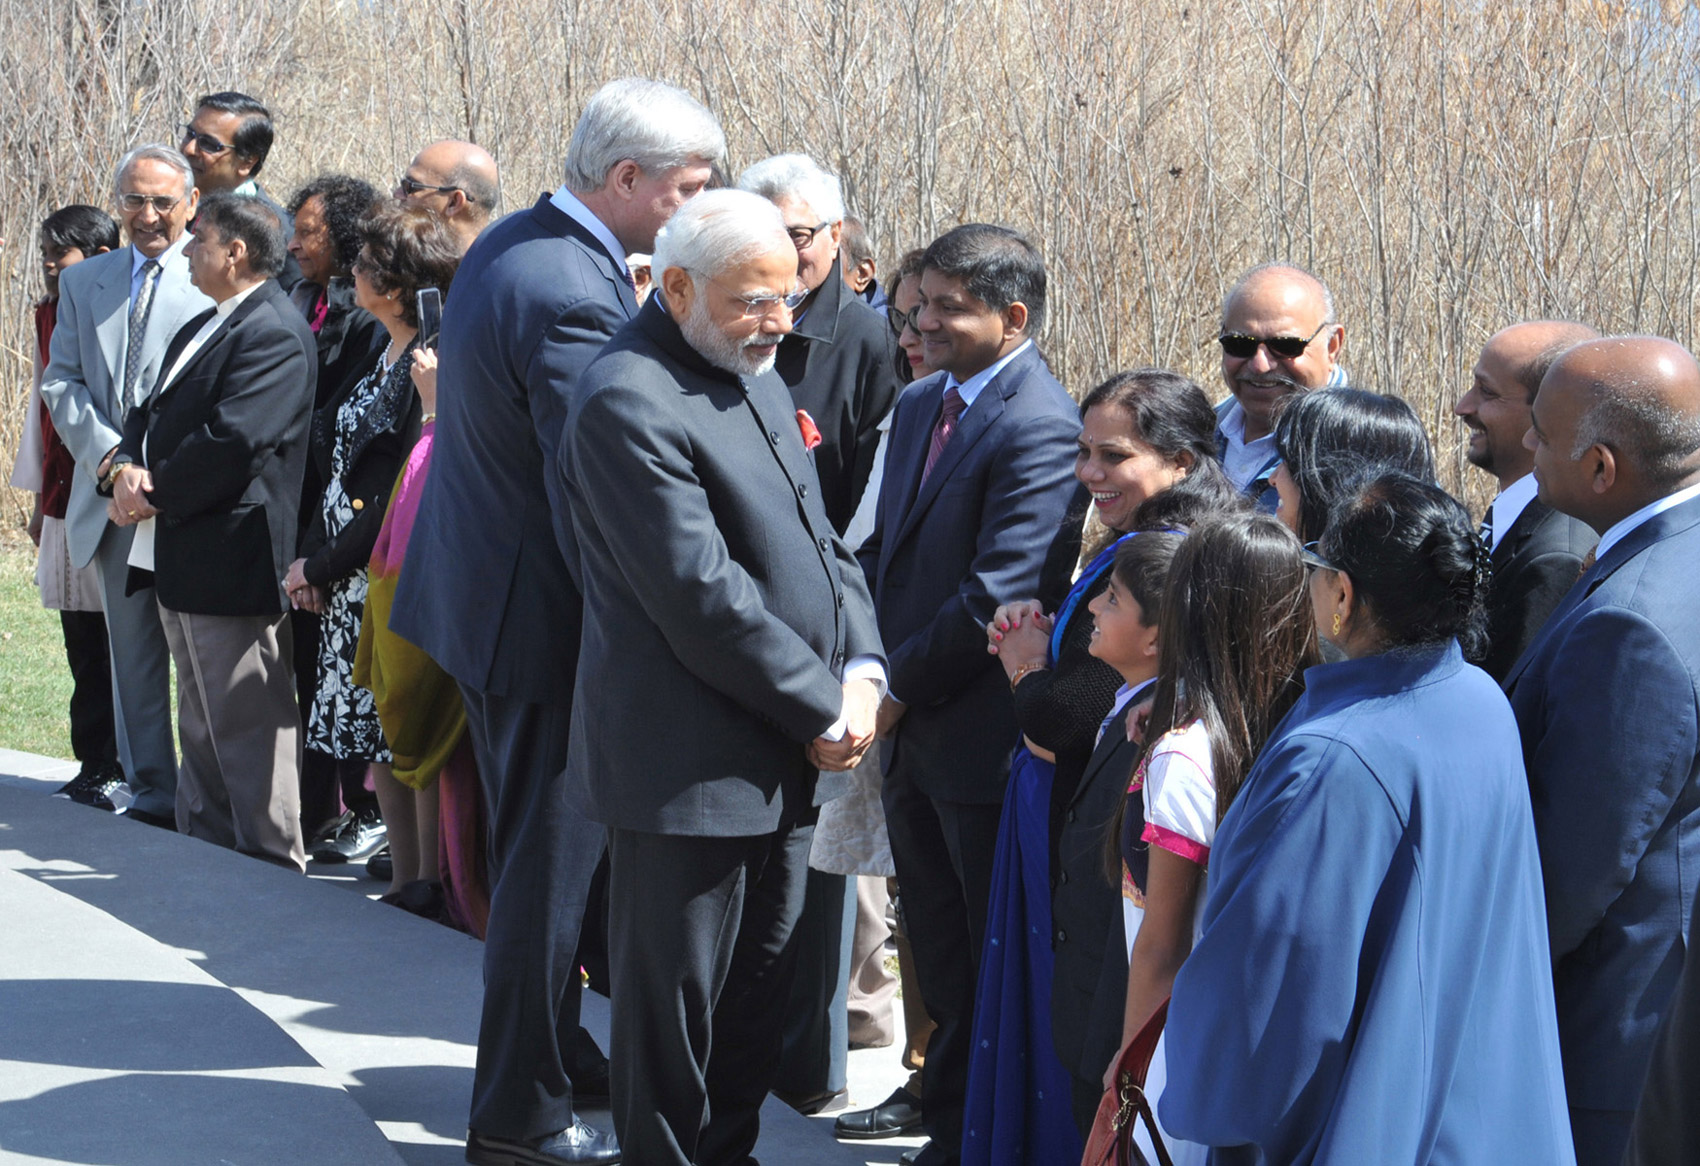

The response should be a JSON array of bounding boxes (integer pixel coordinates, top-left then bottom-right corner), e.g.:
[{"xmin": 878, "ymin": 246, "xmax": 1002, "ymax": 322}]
[
  {"xmin": 1143, "ymin": 513, "xmax": 1318, "ymax": 824},
  {"xmin": 1099, "ymin": 530, "xmax": 1187, "ymax": 884},
  {"xmin": 356, "ymin": 200, "xmax": 462, "ymax": 329}
]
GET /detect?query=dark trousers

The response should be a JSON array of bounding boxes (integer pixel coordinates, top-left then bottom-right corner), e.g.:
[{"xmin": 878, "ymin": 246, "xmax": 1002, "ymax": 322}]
[
  {"xmin": 290, "ymin": 608, "xmax": 375, "ymax": 837},
  {"xmin": 60, "ymin": 610, "xmax": 117, "ymax": 770},
  {"xmin": 608, "ymin": 817, "xmax": 813, "ymax": 1166},
  {"xmin": 882, "ymin": 771, "xmax": 1003, "ymax": 1165},
  {"xmin": 460, "ymin": 684, "xmax": 607, "ymax": 1140},
  {"xmin": 1571, "ymin": 1106, "xmax": 1633, "ymax": 1166},
  {"xmin": 776, "ymin": 867, "xmax": 855, "ymax": 1093}
]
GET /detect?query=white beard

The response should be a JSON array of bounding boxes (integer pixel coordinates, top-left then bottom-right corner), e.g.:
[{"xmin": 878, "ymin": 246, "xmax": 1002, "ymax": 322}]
[{"xmin": 680, "ymin": 292, "xmax": 778, "ymax": 377}]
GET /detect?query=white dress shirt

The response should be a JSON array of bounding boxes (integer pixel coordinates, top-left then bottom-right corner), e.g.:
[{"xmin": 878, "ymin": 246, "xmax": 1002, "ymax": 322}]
[
  {"xmin": 1487, "ymin": 473, "xmax": 1541, "ymax": 553},
  {"xmin": 1594, "ymin": 479, "xmax": 1700, "ymax": 562},
  {"xmin": 944, "ymin": 338, "xmax": 1033, "ymax": 413},
  {"xmin": 1216, "ymin": 398, "xmax": 1277, "ymax": 491},
  {"xmin": 549, "ymin": 185, "xmax": 631, "ymax": 282}
]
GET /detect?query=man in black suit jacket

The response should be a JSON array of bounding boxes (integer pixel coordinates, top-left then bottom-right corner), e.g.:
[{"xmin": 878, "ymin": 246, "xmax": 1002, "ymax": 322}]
[
  {"xmin": 1454, "ymin": 320, "xmax": 1599, "ymax": 681},
  {"xmin": 738, "ymin": 151, "xmax": 903, "ymax": 1108},
  {"xmin": 856, "ymin": 224, "xmax": 1082, "ymax": 1166},
  {"xmin": 389, "ymin": 79, "xmax": 724, "ymax": 1166},
  {"xmin": 107, "ymin": 194, "xmax": 314, "ymax": 870},
  {"xmin": 560, "ymin": 190, "xmax": 886, "ymax": 1166}
]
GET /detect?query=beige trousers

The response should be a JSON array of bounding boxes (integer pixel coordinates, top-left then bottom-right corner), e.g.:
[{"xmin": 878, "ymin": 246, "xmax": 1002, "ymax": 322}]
[{"xmin": 157, "ymin": 604, "xmax": 305, "ymax": 872}]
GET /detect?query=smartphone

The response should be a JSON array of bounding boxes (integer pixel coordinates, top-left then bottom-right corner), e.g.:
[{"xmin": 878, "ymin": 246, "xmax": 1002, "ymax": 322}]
[{"xmin": 417, "ymin": 287, "xmax": 443, "ymax": 350}]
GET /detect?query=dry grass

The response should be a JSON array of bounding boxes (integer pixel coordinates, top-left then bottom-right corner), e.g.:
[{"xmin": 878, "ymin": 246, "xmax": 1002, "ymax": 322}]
[{"xmin": 6, "ymin": 0, "xmax": 1700, "ymax": 530}]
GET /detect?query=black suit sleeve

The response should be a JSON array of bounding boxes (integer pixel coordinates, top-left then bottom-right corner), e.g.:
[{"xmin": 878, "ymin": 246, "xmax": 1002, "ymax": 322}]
[
  {"xmin": 885, "ymin": 408, "xmax": 1080, "ymax": 706},
  {"xmin": 300, "ymin": 403, "xmax": 420, "ymax": 587},
  {"xmin": 570, "ymin": 382, "xmax": 847, "ymax": 742},
  {"xmin": 145, "ymin": 320, "xmax": 316, "ymax": 521}
]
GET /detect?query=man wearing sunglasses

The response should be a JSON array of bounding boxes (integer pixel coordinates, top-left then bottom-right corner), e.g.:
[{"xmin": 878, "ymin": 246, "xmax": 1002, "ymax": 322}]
[
  {"xmin": 394, "ymin": 140, "xmax": 501, "ymax": 254},
  {"xmin": 1215, "ymin": 263, "xmax": 1347, "ymax": 504},
  {"xmin": 180, "ymin": 91, "xmax": 301, "ymax": 291},
  {"xmin": 39, "ymin": 145, "xmax": 213, "ymax": 832}
]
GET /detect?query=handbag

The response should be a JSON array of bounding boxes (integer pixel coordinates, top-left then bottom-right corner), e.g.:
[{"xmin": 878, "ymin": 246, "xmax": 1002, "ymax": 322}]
[{"xmin": 1080, "ymin": 997, "xmax": 1174, "ymax": 1166}]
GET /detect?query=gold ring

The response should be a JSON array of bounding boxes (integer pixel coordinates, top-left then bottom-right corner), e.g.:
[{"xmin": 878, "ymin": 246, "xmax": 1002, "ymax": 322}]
[{"xmin": 127, "ymin": 511, "xmax": 139, "ymax": 519}]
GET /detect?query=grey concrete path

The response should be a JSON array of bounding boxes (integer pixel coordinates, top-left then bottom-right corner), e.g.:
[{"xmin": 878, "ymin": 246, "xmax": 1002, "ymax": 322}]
[{"xmin": 0, "ymin": 749, "xmax": 923, "ymax": 1165}]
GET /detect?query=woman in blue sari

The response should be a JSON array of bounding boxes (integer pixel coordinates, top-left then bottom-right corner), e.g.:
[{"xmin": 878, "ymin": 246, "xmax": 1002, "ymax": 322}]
[
  {"xmin": 1163, "ymin": 472, "xmax": 1574, "ymax": 1164},
  {"xmin": 963, "ymin": 370, "xmax": 1240, "ymax": 1163}
]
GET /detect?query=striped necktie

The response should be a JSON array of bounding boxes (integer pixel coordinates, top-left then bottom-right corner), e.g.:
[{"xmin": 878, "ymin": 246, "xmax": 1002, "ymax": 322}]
[{"xmin": 123, "ymin": 259, "xmax": 162, "ymax": 407}]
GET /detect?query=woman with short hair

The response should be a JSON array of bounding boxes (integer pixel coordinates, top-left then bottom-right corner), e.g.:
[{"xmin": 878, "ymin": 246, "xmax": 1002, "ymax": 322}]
[{"xmin": 284, "ymin": 201, "xmax": 461, "ymax": 908}]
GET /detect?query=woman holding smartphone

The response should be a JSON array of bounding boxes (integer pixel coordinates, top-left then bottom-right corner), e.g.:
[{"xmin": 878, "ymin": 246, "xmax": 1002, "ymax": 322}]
[{"xmin": 284, "ymin": 200, "xmax": 460, "ymax": 908}]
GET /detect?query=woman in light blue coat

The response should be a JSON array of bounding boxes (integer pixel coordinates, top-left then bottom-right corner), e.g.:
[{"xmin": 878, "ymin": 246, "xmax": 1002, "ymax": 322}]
[{"xmin": 1162, "ymin": 471, "xmax": 1574, "ymax": 1165}]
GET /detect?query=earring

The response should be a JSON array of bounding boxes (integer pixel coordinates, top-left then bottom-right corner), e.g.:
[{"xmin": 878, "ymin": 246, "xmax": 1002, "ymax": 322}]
[{"xmin": 1332, "ymin": 613, "xmax": 1342, "ymax": 636}]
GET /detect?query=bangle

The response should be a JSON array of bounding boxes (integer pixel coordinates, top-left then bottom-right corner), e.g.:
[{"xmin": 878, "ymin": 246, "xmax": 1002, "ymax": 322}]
[
  {"xmin": 1009, "ymin": 663, "xmax": 1050, "ymax": 690},
  {"xmin": 420, "ymin": 412, "xmax": 436, "ymax": 423}
]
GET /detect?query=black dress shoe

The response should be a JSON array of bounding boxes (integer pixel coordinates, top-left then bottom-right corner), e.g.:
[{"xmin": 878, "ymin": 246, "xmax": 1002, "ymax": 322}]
[
  {"xmin": 835, "ymin": 1086, "xmax": 923, "ymax": 1140},
  {"xmin": 310, "ymin": 806, "xmax": 386, "ymax": 863},
  {"xmin": 465, "ymin": 1119, "xmax": 619, "ymax": 1166},
  {"xmin": 366, "ymin": 846, "xmax": 392, "ymax": 882}
]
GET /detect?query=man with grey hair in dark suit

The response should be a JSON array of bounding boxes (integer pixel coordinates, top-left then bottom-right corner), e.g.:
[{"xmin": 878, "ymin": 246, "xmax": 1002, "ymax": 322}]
[
  {"xmin": 560, "ymin": 188, "xmax": 886, "ymax": 1166},
  {"xmin": 390, "ymin": 77, "xmax": 725, "ymax": 1166}
]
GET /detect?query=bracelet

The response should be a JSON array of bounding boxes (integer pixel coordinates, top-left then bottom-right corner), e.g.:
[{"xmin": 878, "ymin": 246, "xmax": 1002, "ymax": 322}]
[
  {"xmin": 420, "ymin": 412, "xmax": 436, "ymax": 423},
  {"xmin": 1009, "ymin": 663, "xmax": 1050, "ymax": 690}
]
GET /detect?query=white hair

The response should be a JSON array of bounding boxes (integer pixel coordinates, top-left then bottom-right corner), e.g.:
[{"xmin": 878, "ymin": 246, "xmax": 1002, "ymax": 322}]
[
  {"xmin": 113, "ymin": 144, "xmax": 194, "ymax": 198},
  {"xmin": 652, "ymin": 189, "xmax": 789, "ymax": 280},
  {"xmin": 736, "ymin": 153, "xmax": 845, "ymax": 223},
  {"xmin": 563, "ymin": 78, "xmax": 726, "ymax": 193}
]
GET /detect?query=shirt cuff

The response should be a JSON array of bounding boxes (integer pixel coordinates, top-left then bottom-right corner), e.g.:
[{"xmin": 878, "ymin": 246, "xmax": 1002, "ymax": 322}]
[{"xmin": 819, "ymin": 655, "xmax": 889, "ymax": 741}]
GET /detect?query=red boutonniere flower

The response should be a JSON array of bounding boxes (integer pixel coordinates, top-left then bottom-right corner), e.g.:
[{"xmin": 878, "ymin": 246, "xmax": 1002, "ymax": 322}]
[{"xmin": 796, "ymin": 409, "xmax": 822, "ymax": 451}]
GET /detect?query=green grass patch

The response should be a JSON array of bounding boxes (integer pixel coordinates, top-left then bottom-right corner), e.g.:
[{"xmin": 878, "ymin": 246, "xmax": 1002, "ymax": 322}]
[{"xmin": 0, "ymin": 535, "xmax": 75, "ymax": 760}]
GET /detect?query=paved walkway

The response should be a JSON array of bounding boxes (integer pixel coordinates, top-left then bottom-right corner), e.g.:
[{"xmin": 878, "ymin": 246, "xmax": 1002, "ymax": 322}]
[{"xmin": 0, "ymin": 748, "xmax": 924, "ymax": 1165}]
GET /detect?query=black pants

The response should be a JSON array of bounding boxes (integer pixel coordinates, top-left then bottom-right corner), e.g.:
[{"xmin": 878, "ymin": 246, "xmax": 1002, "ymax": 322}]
[
  {"xmin": 290, "ymin": 607, "xmax": 375, "ymax": 837},
  {"xmin": 776, "ymin": 867, "xmax": 854, "ymax": 1093},
  {"xmin": 60, "ymin": 610, "xmax": 117, "ymax": 770},
  {"xmin": 460, "ymin": 684, "xmax": 607, "ymax": 1140},
  {"xmin": 882, "ymin": 772, "xmax": 1004, "ymax": 1166},
  {"xmin": 608, "ymin": 816, "xmax": 813, "ymax": 1166}
]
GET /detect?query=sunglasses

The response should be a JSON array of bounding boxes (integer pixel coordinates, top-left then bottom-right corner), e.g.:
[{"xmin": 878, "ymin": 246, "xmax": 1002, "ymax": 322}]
[
  {"xmin": 1218, "ymin": 321, "xmax": 1333, "ymax": 360},
  {"xmin": 1300, "ymin": 540, "xmax": 1339, "ymax": 572},
  {"xmin": 398, "ymin": 175, "xmax": 461, "ymax": 198},
  {"xmin": 887, "ymin": 304, "xmax": 920, "ymax": 338},
  {"xmin": 180, "ymin": 124, "xmax": 234, "ymax": 156}
]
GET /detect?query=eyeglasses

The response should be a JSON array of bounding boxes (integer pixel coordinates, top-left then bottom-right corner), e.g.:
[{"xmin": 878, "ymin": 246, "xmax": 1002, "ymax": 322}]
[
  {"xmin": 787, "ymin": 221, "xmax": 832, "ymax": 249},
  {"xmin": 887, "ymin": 304, "xmax": 921, "ymax": 337},
  {"xmin": 1300, "ymin": 541, "xmax": 1339, "ymax": 572},
  {"xmin": 1218, "ymin": 321, "xmax": 1333, "ymax": 361},
  {"xmin": 690, "ymin": 271, "xmax": 807, "ymax": 317},
  {"xmin": 398, "ymin": 175, "xmax": 461, "ymax": 198},
  {"xmin": 118, "ymin": 193, "xmax": 185, "ymax": 214},
  {"xmin": 180, "ymin": 124, "xmax": 234, "ymax": 156}
]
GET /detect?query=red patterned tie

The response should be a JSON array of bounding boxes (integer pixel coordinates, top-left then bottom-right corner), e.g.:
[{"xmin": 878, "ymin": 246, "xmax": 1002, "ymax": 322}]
[{"xmin": 922, "ymin": 386, "xmax": 967, "ymax": 484}]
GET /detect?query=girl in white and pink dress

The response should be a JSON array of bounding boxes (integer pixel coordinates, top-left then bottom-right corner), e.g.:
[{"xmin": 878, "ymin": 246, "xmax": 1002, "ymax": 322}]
[{"xmin": 1107, "ymin": 513, "xmax": 1318, "ymax": 1164}]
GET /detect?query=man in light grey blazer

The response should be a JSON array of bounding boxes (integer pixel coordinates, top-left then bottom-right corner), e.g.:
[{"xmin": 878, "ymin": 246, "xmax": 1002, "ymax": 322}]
[{"xmin": 39, "ymin": 145, "xmax": 212, "ymax": 827}]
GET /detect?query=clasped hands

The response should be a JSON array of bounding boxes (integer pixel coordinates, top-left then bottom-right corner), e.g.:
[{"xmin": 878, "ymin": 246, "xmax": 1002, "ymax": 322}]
[
  {"xmin": 808, "ymin": 677, "xmax": 883, "ymax": 772},
  {"xmin": 986, "ymin": 599, "xmax": 1053, "ymax": 681},
  {"xmin": 283, "ymin": 557, "xmax": 327, "ymax": 614},
  {"xmin": 105, "ymin": 462, "xmax": 159, "ymax": 527}
]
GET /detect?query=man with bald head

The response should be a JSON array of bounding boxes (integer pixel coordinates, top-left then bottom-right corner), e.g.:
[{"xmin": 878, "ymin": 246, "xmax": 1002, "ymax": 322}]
[
  {"xmin": 1454, "ymin": 320, "xmax": 1599, "ymax": 680},
  {"xmin": 1214, "ymin": 262, "xmax": 1346, "ymax": 504},
  {"xmin": 1505, "ymin": 336, "xmax": 1700, "ymax": 1166},
  {"xmin": 395, "ymin": 140, "xmax": 500, "ymax": 253}
]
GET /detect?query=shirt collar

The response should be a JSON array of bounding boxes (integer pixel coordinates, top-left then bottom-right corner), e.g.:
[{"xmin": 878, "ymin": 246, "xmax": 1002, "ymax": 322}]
[
  {"xmin": 944, "ymin": 338, "xmax": 1032, "ymax": 409},
  {"xmin": 1487, "ymin": 473, "xmax": 1540, "ymax": 552},
  {"xmin": 1595, "ymin": 479, "xmax": 1700, "ymax": 561},
  {"xmin": 549, "ymin": 185, "xmax": 631, "ymax": 281},
  {"xmin": 132, "ymin": 234, "xmax": 189, "ymax": 277},
  {"xmin": 214, "ymin": 280, "xmax": 265, "ymax": 317},
  {"xmin": 1099, "ymin": 677, "xmax": 1157, "ymax": 745}
]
